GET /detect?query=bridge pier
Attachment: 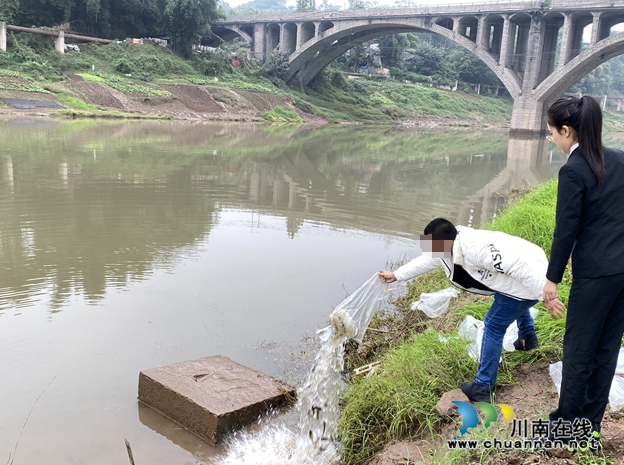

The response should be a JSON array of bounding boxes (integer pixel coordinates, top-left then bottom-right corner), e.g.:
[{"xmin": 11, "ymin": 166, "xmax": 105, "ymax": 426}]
[
  {"xmin": 510, "ymin": 97, "xmax": 548, "ymax": 137},
  {"xmin": 253, "ymin": 24, "xmax": 265, "ymax": 62},
  {"xmin": 54, "ymin": 31, "xmax": 65, "ymax": 54},
  {"xmin": 0, "ymin": 22, "xmax": 6, "ymax": 52}
]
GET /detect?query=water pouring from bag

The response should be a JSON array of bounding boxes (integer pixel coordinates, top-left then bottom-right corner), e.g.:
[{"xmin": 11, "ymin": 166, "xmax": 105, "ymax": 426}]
[{"xmin": 214, "ymin": 274, "xmax": 389, "ymax": 465}]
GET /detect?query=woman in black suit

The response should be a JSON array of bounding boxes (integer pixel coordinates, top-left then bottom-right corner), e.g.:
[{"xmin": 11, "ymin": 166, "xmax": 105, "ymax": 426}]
[{"xmin": 544, "ymin": 95, "xmax": 624, "ymax": 445}]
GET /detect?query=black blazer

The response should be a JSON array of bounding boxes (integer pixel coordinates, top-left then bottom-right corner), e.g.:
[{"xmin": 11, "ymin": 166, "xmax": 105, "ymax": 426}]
[{"xmin": 547, "ymin": 145, "xmax": 624, "ymax": 283}]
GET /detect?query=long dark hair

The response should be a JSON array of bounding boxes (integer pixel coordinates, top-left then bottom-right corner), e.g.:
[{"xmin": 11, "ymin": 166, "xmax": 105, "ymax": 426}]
[{"xmin": 548, "ymin": 95, "xmax": 605, "ymax": 184}]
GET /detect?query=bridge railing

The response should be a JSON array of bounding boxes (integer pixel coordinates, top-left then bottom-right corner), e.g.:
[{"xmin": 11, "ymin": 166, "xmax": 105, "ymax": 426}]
[{"xmin": 223, "ymin": 0, "xmax": 624, "ymax": 23}]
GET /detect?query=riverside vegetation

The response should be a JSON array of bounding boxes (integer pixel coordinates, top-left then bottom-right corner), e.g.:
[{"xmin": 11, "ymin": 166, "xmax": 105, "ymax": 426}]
[
  {"xmin": 0, "ymin": 32, "xmax": 515, "ymax": 124},
  {"xmin": 338, "ymin": 180, "xmax": 622, "ymax": 465}
]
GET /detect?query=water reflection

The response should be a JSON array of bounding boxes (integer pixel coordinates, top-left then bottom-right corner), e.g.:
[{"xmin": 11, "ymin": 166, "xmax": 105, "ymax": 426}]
[
  {"xmin": 0, "ymin": 121, "xmax": 530, "ymax": 313},
  {"xmin": 0, "ymin": 119, "xmax": 580, "ymax": 465},
  {"xmin": 137, "ymin": 402, "xmax": 227, "ymax": 460}
]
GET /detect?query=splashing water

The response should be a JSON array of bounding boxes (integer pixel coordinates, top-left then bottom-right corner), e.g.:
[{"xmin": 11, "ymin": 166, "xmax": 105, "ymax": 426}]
[{"xmin": 213, "ymin": 275, "xmax": 388, "ymax": 465}]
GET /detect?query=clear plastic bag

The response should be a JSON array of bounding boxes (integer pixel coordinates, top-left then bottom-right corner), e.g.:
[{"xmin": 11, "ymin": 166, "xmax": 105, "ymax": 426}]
[
  {"xmin": 410, "ymin": 287, "xmax": 459, "ymax": 318},
  {"xmin": 610, "ymin": 348, "xmax": 624, "ymax": 410},
  {"xmin": 616, "ymin": 348, "xmax": 624, "ymax": 375},
  {"xmin": 549, "ymin": 361, "xmax": 563, "ymax": 396},
  {"xmin": 609, "ymin": 376, "xmax": 624, "ymax": 411},
  {"xmin": 328, "ymin": 274, "xmax": 389, "ymax": 343},
  {"xmin": 458, "ymin": 315, "xmax": 484, "ymax": 361},
  {"xmin": 550, "ymin": 354, "xmax": 624, "ymax": 411},
  {"xmin": 502, "ymin": 307, "xmax": 539, "ymax": 352}
]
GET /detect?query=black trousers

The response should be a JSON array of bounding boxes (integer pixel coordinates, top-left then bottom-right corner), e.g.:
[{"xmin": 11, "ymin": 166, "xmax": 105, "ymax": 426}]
[{"xmin": 549, "ymin": 271, "xmax": 624, "ymax": 433}]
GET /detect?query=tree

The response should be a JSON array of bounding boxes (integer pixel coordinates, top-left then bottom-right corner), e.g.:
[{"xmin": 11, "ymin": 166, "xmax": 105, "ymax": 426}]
[
  {"xmin": 448, "ymin": 46, "xmax": 499, "ymax": 85},
  {"xmin": 0, "ymin": 0, "xmax": 21, "ymax": 22},
  {"xmin": 232, "ymin": 0, "xmax": 291, "ymax": 13},
  {"xmin": 378, "ymin": 34, "xmax": 409, "ymax": 69},
  {"xmin": 318, "ymin": 0, "xmax": 341, "ymax": 10},
  {"xmin": 349, "ymin": 0, "xmax": 366, "ymax": 9},
  {"xmin": 569, "ymin": 63, "xmax": 613, "ymax": 96},
  {"xmin": 164, "ymin": 0, "xmax": 224, "ymax": 58},
  {"xmin": 264, "ymin": 49, "xmax": 290, "ymax": 79},
  {"xmin": 407, "ymin": 42, "xmax": 457, "ymax": 81},
  {"xmin": 296, "ymin": 0, "xmax": 315, "ymax": 11}
]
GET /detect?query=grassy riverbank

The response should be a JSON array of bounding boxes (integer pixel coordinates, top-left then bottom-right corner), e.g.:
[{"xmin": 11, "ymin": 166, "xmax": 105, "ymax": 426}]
[
  {"xmin": 338, "ymin": 180, "xmax": 623, "ymax": 465},
  {"xmin": 0, "ymin": 37, "xmax": 514, "ymax": 124}
]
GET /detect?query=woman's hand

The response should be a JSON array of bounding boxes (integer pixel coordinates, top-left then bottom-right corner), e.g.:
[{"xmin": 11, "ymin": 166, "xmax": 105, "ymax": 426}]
[
  {"xmin": 543, "ymin": 279, "xmax": 558, "ymax": 302},
  {"xmin": 544, "ymin": 298, "xmax": 566, "ymax": 320},
  {"xmin": 378, "ymin": 270, "xmax": 396, "ymax": 283}
]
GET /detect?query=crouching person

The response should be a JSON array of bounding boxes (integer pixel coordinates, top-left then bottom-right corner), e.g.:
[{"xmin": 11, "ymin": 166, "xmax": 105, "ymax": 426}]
[{"xmin": 378, "ymin": 218, "xmax": 565, "ymax": 403}]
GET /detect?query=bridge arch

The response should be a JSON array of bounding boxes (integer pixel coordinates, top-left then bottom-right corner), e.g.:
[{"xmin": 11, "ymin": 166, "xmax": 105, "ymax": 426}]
[
  {"xmin": 286, "ymin": 18, "xmax": 522, "ymax": 98},
  {"xmin": 535, "ymin": 31, "xmax": 624, "ymax": 103},
  {"xmin": 204, "ymin": 25, "xmax": 253, "ymax": 47}
]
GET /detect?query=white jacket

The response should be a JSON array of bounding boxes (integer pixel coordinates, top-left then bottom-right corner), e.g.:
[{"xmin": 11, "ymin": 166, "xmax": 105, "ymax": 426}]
[{"xmin": 394, "ymin": 226, "xmax": 548, "ymax": 301}]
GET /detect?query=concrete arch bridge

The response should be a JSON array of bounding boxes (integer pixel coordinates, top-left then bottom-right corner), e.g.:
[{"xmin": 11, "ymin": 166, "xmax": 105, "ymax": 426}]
[{"xmin": 212, "ymin": 0, "xmax": 624, "ymax": 135}]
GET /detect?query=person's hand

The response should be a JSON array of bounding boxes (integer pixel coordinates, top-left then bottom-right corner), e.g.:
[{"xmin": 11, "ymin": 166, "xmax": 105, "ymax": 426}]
[
  {"xmin": 543, "ymin": 279, "xmax": 558, "ymax": 302},
  {"xmin": 544, "ymin": 298, "xmax": 566, "ymax": 320},
  {"xmin": 378, "ymin": 270, "xmax": 396, "ymax": 283}
]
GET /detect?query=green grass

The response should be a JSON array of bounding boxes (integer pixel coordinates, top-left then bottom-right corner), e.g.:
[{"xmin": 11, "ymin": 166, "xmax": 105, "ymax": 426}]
[
  {"xmin": 55, "ymin": 94, "xmax": 98, "ymax": 111},
  {"xmin": 106, "ymin": 82, "xmax": 173, "ymax": 99},
  {"xmin": 0, "ymin": 32, "xmax": 516, "ymax": 125},
  {"xmin": 0, "ymin": 72, "xmax": 49, "ymax": 93},
  {"xmin": 483, "ymin": 179, "xmax": 558, "ymax": 257},
  {"xmin": 205, "ymin": 86, "xmax": 239, "ymax": 107},
  {"xmin": 339, "ymin": 180, "xmax": 571, "ymax": 465},
  {"xmin": 261, "ymin": 105, "xmax": 303, "ymax": 123},
  {"xmin": 339, "ymin": 328, "xmax": 478, "ymax": 465},
  {"xmin": 76, "ymin": 73, "xmax": 104, "ymax": 82}
]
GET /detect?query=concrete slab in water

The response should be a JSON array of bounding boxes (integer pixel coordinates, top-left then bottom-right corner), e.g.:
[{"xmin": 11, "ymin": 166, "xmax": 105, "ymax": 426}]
[
  {"xmin": 2, "ymin": 99, "xmax": 64, "ymax": 109},
  {"xmin": 138, "ymin": 355, "xmax": 296, "ymax": 445}
]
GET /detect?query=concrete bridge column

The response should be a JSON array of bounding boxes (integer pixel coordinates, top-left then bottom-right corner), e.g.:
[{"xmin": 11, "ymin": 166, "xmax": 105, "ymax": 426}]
[
  {"xmin": 253, "ymin": 23, "xmax": 266, "ymax": 62},
  {"xmin": 509, "ymin": 14, "xmax": 549, "ymax": 136},
  {"xmin": 510, "ymin": 97, "xmax": 547, "ymax": 136},
  {"xmin": 280, "ymin": 23, "xmax": 286, "ymax": 50},
  {"xmin": 281, "ymin": 23, "xmax": 296, "ymax": 54},
  {"xmin": 491, "ymin": 22, "xmax": 504, "ymax": 58},
  {"xmin": 499, "ymin": 16, "xmax": 514, "ymax": 68},
  {"xmin": 476, "ymin": 16, "xmax": 488, "ymax": 51},
  {"xmin": 313, "ymin": 22, "xmax": 321, "ymax": 39},
  {"xmin": 522, "ymin": 15, "xmax": 546, "ymax": 93},
  {"xmin": 452, "ymin": 17, "xmax": 460, "ymax": 35},
  {"xmin": 558, "ymin": 13, "xmax": 574, "ymax": 69},
  {"xmin": 54, "ymin": 31, "xmax": 65, "ymax": 54},
  {"xmin": 0, "ymin": 22, "xmax": 6, "ymax": 52},
  {"xmin": 468, "ymin": 22, "xmax": 478, "ymax": 43},
  {"xmin": 538, "ymin": 19, "xmax": 560, "ymax": 85},
  {"xmin": 590, "ymin": 12, "xmax": 603, "ymax": 46},
  {"xmin": 296, "ymin": 22, "xmax": 304, "ymax": 49},
  {"xmin": 513, "ymin": 22, "xmax": 530, "ymax": 76}
]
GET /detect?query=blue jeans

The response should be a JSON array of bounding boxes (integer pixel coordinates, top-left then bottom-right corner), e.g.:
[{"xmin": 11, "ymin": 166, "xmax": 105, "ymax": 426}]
[{"xmin": 475, "ymin": 293, "xmax": 538, "ymax": 386}]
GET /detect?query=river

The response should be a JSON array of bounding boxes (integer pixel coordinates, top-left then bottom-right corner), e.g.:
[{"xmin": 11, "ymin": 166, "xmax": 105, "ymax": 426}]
[{"xmin": 0, "ymin": 119, "xmax": 615, "ymax": 464}]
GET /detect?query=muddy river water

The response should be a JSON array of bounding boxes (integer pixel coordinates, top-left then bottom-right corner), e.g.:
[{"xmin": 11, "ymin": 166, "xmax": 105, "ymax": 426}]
[{"xmin": 1, "ymin": 119, "xmax": 619, "ymax": 464}]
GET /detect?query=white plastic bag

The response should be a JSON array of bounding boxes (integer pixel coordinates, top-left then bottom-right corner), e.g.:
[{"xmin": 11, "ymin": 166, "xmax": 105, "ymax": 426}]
[
  {"xmin": 502, "ymin": 307, "xmax": 540, "ymax": 352},
  {"xmin": 458, "ymin": 315, "xmax": 485, "ymax": 361},
  {"xmin": 609, "ymin": 376, "xmax": 624, "ymax": 410},
  {"xmin": 549, "ymin": 361, "xmax": 563, "ymax": 396},
  {"xmin": 550, "ymin": 351, "xmax": 624, "ymax": 411},
  {"xmin": 616, "ymin": 348, "xmax": 624, "ymax": 375},
  {"xmin": 328, "ymin": 274, "xmax": 389, "ymax": 343},
  {"xmin": 610, "ymin": 348, "xmax": 624, "ymax": 410},
  {"xmin": 410, "ymin": 287, "xmax": 459, "ymax": 318}
]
